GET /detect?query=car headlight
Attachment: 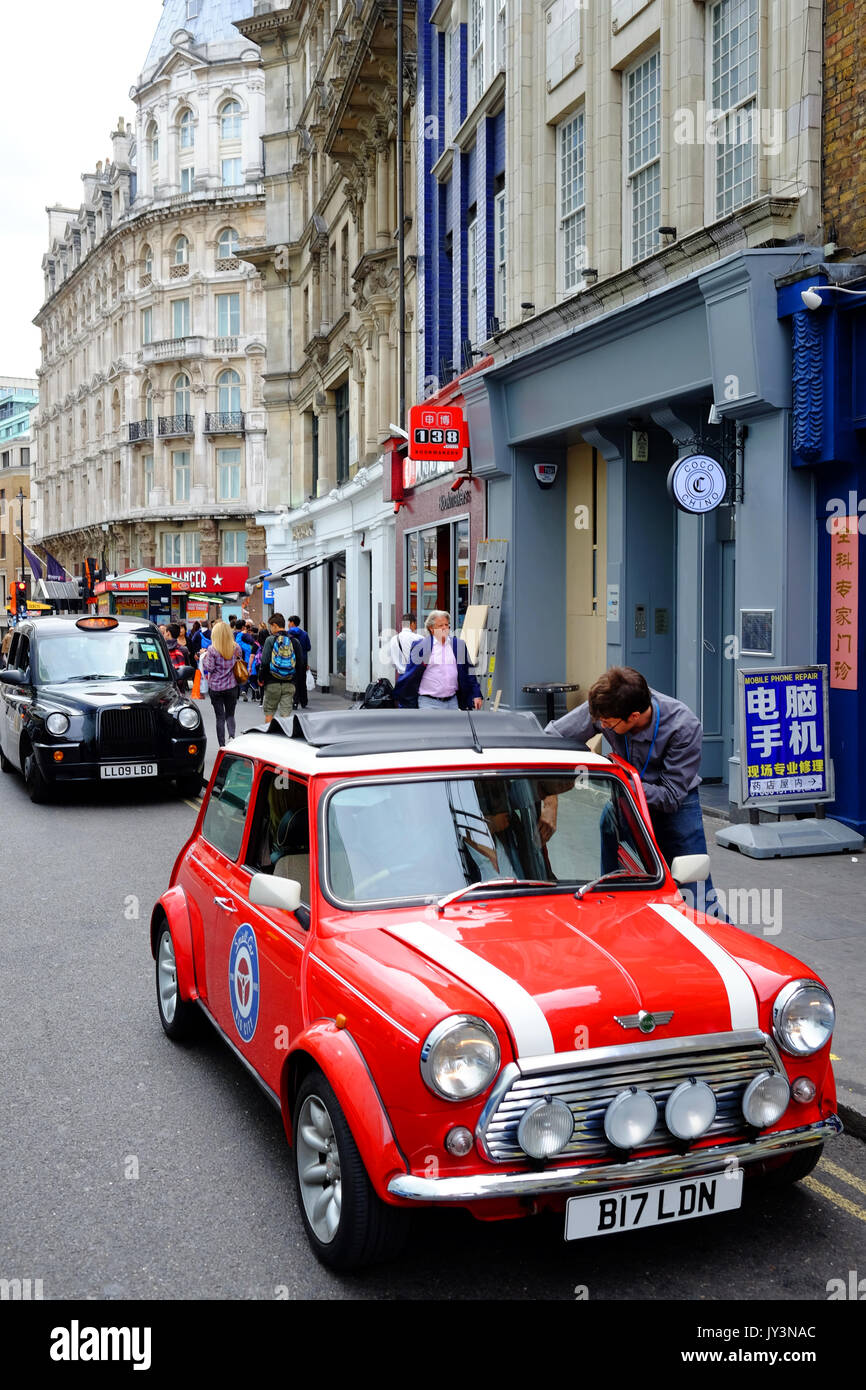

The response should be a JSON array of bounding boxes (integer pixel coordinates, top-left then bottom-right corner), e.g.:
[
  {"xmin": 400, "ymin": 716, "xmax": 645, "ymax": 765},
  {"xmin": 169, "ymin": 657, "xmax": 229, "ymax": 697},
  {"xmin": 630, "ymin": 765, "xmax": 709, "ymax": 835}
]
[
  {"xmin": 176, "ymin": 706, "xmax": 201, "ymax": 730},
  {"xmin": 773, "ymin": 979, "xmax": 835, "ymax": 1056},
  {"xmin": 45, "ymin": 713, "xmax": 70, "ymax": 736},
  {"xmin": 420, "ymin": 1016, "xmax": 500, "ymax": 1101},
  {"xmin": 742, "ymin": 1071, "xmax": 790, "ymax": 1127}
]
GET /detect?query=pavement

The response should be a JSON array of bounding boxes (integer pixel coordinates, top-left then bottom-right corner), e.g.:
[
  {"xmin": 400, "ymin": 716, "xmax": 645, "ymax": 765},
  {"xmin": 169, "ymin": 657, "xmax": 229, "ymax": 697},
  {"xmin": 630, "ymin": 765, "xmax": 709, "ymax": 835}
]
[{"xmin": 194, "ymin": 688, "xmax": 866, "ymax": 1141}]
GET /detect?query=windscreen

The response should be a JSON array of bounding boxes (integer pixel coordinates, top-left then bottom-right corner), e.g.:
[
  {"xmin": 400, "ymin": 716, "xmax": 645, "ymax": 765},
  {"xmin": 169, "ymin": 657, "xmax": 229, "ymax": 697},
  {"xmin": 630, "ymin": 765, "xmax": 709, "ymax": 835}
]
[
  {"xmin": 36, "ymin": 631, "xmax": 171, "ymax": 683},
  {"xmin": 325, "ymin": 773, "xmax": 660, "ymax": 904}
]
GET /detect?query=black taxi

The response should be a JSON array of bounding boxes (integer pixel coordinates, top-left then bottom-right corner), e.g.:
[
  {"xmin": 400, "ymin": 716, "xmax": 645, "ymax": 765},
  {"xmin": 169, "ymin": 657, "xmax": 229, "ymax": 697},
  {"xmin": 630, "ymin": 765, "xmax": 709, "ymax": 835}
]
[{"xmin": 0, "ymin": 616, "xmax": 206, "ymax": 802}]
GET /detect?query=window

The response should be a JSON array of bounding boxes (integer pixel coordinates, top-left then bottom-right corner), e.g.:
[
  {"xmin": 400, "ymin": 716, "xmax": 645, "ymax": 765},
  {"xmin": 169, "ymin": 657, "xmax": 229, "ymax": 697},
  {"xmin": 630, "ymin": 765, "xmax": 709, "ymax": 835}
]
[
  {"xmin": 141, "ymin": 307, "xmax": 153, "ymax": 344},
  {"xmin": 143, "ymin": 453, "xmax": 154, "ymax": 502},
  {"xmin": 216, "ymin": 293, "xmax": 240, "ymax": 337},
  {"xmin": 221, "ymin": 528, "xmax": 247, "ymax": 564},
  {"xmin": 335, "ymin": 382, "xmax": 349, "ymax": 484},
  {"xmin": 467, "ymin": 211, "xmax": 480, "ymax": 343},
  {"xmin": 494, "ymin": 0, "xmax": 506, "ymax": 73},
  {"xmin": 443, "ymin": 26, "xmax": 455, "ymax": 142},
  {"xmin": 217, "ymin": 447, "xmax": 241, "ymax": 500},
  {"xmin": 245, "ymin": 770, "xmax": 310, "ymax": 902},
  {"xmin": 148, "ymin": 122, "xmax": 159, "ymax": 166},
  {"xmin": 178, "ymin": 109, "xmax": 194, "ymax": 150},
  {"xmin": 173, "ymin": 235, "xmax": 189, "ymax": 266},
  {"xmin": 20, "ymin": 447, "xmax": 30, "ymax": 470},
  {"xmin": 558, "ymin": 110, "xmax": 586, "ymax": 294},
  {"xmin": 217, "ymin": 369, "xmax": 241, "ymax": 413},
  {"xmin": 186, "ymin": 0, "xmax": 200, "ymax": 18},
  {"xmin": 172, "ymin": 451, "xmax": 191, "ymax": 502},
  {"xmin": 221, "ymin": 158, "xmax": 242, "ymax": 187},
  {"xmin": 469, "ymin": 0, "xmax": 485, "ymax": 108},
  {"xmin": 202, "ymin": 756, "xmax": 255, "ymax": 862},
  {"xmin": 142, "ymin": 244, "xmax": 153, "ymax": 277},
  {"xmin": 494, "ymin": 187, "xmax": 507, "ymax": 327},
  {"xmin": 173, "ymin": 374, "xmax": 191, "ymax": 416},
  {"xmin": 144, "ymin": 382, "xmax": 154, "ymax": 421},
  {"xmin": 162, "ymin": 530, "xmax": 200, "ymax": 565},
  {"xmin": 180, "ymin": 167, "xmax": 193, "ymax": 194},
  {"xmin": 217, "ymin": 227, "xmax": 239, "ymax": 260},
  {"xmin": 172, "ymin": 298, "xmax": 190, "ymax": 337},
  {"xmin": 710, "ymin": 0, "xmax": 759, "ymax": 217},
  {"xmin": 626, "ymin": 52, "xmax": 661, "ymax": 263},
  {"xmin": 220, "ymin": 100, "xmax": 242, "ymax": 140}
]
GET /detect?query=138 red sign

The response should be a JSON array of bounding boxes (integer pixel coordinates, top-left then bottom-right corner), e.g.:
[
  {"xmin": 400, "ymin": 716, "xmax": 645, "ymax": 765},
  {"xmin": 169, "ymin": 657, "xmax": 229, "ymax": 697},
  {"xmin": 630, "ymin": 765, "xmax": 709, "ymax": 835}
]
[{"xmin": 408, "ymin": 404, "xmax": 467, "ymax": 462}]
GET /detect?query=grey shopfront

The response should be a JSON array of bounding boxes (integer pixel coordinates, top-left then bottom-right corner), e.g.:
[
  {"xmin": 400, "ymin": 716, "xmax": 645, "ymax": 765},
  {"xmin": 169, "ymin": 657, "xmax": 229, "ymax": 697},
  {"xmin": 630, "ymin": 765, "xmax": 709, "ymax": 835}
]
[{"xmin": 462, "ymin": 250, "xmax": 821, "ymax": 790}]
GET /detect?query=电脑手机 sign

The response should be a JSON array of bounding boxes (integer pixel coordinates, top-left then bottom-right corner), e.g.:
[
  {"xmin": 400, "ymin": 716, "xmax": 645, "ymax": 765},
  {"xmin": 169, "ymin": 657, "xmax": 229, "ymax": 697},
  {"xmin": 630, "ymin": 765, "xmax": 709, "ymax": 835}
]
[{"xmin": 737, "ymin": 667, "xmax": 831, "ymax": 807}]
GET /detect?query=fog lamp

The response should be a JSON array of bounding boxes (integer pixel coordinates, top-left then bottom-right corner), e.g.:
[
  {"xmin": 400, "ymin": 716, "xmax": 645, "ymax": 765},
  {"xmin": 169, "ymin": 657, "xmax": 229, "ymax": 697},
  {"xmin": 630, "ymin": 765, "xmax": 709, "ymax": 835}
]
[
  {"xmin": 742, "ymin": 1071, "xmax": 790, "ymax": 1128},
  {"xmin": 604, "ymin": 1088, "xmax": 658, "ymax": 1149},
  {"xmin": 53, "ymin": 751, "xmax": 64, "ymax": 762},
  {"xmin": 518, "ymin": 1098, "xmax": 574, "ymax": 1159},
  {"xmin": 188, "ymin": 745, "xmax": 198, "ymax": 755},
  {"xmin": 665, "ymin": 1080, "xmax": 717, "ymax": 1140},
  {"xmin": 792, "ymin": 1076, "xmax": 816, "ymax": 1104},
  {"xmin": 445, "ymin": 1127, "xmax": 474, "ymax": 1157}
]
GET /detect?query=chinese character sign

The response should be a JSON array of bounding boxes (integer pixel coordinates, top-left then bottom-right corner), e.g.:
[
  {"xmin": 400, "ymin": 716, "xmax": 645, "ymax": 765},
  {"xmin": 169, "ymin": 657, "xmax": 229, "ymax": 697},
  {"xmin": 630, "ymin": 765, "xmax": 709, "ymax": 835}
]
[
  {"xmin": 738, "ymin": 668, "xmax": 831, "ymax": 806},
  {"xmin": 829, "ymin": 516, "xmax": 858, "ymax": 691},
  {"xmin": 408, "ymin": 404, "xmax": 467, "ymax": 462}
]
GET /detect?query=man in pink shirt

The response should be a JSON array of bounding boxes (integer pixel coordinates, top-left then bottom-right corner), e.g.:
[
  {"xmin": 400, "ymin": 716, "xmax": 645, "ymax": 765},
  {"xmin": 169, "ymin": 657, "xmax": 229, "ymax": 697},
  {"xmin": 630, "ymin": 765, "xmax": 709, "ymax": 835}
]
[{"xmin": 394, "ymin": 610, "xmax": 483, "ymax": 709}]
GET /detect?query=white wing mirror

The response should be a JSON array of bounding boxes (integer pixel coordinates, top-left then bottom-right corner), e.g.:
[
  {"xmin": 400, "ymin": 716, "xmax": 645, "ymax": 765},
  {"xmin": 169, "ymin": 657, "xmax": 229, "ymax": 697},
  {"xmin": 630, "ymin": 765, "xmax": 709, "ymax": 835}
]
[
  {"xmin": 249, "ymin": 873, "xmax": 302, "ymax": 913},
  {"xmin": 669, "ymin": 854, "xmax": 710, "ymax": 885}
]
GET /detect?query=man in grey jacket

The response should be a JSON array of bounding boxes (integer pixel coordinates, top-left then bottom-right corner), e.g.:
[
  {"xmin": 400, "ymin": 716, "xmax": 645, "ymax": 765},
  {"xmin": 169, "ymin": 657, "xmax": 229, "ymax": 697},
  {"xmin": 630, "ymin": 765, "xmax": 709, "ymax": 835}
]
[{"xmin": 546, "ymin": 665, "xmax": 720, "ymax": 914}]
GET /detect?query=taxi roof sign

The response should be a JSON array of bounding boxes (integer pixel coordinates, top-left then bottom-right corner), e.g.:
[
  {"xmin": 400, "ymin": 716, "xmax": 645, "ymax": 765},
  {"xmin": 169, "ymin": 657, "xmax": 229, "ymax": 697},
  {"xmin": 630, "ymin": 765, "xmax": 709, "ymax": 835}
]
[{"xmin": 76, "ymin": 616, "xmax": 119, "ymax": 630}]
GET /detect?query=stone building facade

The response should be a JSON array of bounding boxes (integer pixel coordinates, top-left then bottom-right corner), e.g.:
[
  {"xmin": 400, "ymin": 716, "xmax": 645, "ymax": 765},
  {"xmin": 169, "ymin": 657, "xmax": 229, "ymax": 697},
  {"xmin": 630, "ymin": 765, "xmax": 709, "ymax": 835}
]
[
  {"xmin": 237, "ymin": 1, "xmax": 416, "ymax": 692},
  {"xmin": 0, "ymin": 431, "xmax": 35, "ymax": 618},
  {"xmin": 32, "ymin": 1, "xmax": 269, "ymax": 614}
]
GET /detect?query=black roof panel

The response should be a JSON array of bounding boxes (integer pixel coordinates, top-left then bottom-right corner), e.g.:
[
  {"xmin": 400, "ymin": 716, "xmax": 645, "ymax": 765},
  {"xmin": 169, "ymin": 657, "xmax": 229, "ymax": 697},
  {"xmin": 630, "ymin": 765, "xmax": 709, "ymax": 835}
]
[{"xmin": 256, "ymin": 709, "xmax": 590, "ymax": 758}]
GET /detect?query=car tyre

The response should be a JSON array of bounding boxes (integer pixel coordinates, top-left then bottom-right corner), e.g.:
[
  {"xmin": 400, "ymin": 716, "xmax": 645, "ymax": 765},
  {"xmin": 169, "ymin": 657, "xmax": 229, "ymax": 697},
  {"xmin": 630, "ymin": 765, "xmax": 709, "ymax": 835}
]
[
  {"xmin": 175, "ymin": 773, "xmax": 203, "ymax": 798},
  {"xmin": 292, "ymin": 1068, "xmax": 410, "ymax": 1271},
  {"xmin": 0, "ymin": 746, "xmax": 13, "ymax": 774},
  {"xmin": 753, "ymin": 1142, "xmax": 823, "ymax": 1189},
  {"xmin": 23, "ymin": 749, "xmax": 51, "ymax": 803},
  {"xmin": 155, "ymin": 924, "xmax": 198, "ymax": 1042}
]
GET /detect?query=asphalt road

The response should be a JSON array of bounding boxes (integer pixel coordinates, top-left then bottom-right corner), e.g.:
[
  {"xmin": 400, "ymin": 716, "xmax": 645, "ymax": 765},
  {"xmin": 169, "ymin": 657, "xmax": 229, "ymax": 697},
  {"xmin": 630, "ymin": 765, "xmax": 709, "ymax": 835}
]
[{"xmin": 1, "ymin": 698, "xmax": 864, "ymax": 1304}]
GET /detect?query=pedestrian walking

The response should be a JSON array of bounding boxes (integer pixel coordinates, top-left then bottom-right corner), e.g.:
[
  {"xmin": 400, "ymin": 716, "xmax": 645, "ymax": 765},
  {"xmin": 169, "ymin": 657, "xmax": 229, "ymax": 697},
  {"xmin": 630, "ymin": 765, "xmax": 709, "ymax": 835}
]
[
  {"xmin": 389, "ymin": 612, "xmax": 418, "ymax": 677},
  {"xmin": 199, "ymin": 619, "xmax": 244, "ymax": 747},
  {"xmin": 545, "ymin": 665, "xmax": 721, "ymax": 914},
  {"xmin": 394, "ymin": 610, "xmax": 482, "ymax": 710},
  {"xmin": 287, "ymin": 615, "xmax": 311, "ymax": 708},
  {"xmin": 259, "ymin": 613, "xmax": 304, "ymax": 724}
]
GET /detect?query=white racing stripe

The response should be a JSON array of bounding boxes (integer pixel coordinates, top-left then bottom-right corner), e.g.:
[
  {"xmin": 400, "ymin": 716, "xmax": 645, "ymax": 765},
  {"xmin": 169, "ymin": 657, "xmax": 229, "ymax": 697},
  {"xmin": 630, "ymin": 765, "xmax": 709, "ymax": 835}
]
[
  {"xmin": 651, "ymin": 903, "xmax": 758, "ymax": 1029},
  {"xmin": 386, "ymin": 920, "xmax": 555, "ymax": 1058}
]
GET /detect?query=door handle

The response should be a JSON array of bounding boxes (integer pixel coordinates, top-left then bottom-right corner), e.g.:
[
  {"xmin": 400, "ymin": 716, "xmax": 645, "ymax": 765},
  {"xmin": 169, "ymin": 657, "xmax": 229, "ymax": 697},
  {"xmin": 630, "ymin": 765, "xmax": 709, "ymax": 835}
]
[{"xmin": 214, "ymin": 896, "xmax": 237, "ymax": 913}]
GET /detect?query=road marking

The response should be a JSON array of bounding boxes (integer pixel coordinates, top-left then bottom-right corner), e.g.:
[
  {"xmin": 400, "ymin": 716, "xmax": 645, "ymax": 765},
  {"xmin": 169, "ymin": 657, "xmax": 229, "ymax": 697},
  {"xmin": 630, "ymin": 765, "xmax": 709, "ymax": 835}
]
[
  {"xmin": 803, "ymin": 1175, "xmax": 866, "ymax": 1224},
  {"xmin": 184, "ymin": 799, "xmax": 202, "ymax": 812},
  {"xmin": 819, "ymin": 1157, "xmax": 866, "ymax": 1199}
]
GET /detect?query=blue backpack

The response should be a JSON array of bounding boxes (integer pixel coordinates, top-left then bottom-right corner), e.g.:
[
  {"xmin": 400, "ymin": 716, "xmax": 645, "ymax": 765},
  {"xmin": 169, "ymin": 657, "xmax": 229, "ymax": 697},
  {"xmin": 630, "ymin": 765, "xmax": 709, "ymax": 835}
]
[{"xmin": 270, "ymin": 633, "xmax": 297, "ymax": 680}]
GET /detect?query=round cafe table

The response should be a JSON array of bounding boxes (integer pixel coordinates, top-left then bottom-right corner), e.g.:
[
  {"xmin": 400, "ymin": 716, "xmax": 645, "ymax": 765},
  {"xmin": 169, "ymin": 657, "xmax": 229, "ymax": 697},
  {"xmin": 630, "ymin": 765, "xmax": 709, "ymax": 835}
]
[{"xmin": 523, "ymin": 682, "xmax": 580, "ymax": 725}]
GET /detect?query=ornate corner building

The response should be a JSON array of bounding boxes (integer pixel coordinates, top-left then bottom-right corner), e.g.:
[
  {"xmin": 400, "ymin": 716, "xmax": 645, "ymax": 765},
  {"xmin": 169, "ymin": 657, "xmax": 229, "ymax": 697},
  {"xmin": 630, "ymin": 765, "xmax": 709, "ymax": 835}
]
[
  {"xmin": 236, "ymin": 1, "xmax": 417, "ymax": 693},
  {"xmin": 32, "ymin": 0, "xmax": 269, "ymax": 611}
]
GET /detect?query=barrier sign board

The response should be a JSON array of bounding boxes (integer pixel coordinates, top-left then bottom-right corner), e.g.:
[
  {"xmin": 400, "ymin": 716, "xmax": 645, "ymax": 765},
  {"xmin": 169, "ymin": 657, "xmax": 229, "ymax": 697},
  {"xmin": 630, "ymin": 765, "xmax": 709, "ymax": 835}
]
[{"xmin": 736, "ymin": 666, "xmax": 832, "ymax": 808}]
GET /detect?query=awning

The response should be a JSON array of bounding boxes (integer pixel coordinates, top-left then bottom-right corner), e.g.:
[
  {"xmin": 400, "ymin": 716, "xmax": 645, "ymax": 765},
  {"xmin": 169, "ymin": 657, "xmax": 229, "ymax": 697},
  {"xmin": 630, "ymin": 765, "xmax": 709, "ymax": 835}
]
[
  {"xmin": 37, "ymin": 579, "xmax": 81, "ymax": 601},
  {"xmin": 270, "ymin": 556, "xmax": 331, "ymax": 583}
]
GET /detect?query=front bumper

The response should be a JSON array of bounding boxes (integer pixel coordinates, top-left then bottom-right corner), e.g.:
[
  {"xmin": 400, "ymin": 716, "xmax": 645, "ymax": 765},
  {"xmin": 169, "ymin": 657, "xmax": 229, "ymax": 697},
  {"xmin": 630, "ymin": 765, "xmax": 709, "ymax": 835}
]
[
  {"xmin": 386, "ymin": 1115, "xmax": 841, "ymax": 1202},
  {"xmin": 32, "ymin": 739, "xmax": 205, "ymax": 781}
]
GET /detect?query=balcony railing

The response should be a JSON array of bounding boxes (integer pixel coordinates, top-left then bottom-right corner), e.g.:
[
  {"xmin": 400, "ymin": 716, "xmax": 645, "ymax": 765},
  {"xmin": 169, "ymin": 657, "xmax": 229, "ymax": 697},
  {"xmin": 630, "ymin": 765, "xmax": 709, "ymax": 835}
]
[
  {"xmin": 214, "ymin": 335, "xmax": 238, "ymax": 354},
  {"xmin": 128, "ymin": 419, "xmax": 154, "ymax": 442},
  {"xmin": 158, "ymin": 414, "xmax": 194, "ymax": 437},
  {"xmin": 205, "ymin": 411, "xmax": 245, "ymax": 435},
  {"xmin": 141, "ymin": 336, "xmax": 206, "ymax": 364}
]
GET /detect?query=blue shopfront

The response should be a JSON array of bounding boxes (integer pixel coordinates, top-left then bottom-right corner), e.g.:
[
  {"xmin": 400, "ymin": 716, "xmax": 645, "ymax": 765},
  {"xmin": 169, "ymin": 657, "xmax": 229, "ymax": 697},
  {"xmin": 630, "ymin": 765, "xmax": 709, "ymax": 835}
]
[
  {"xmin": 461, "ymin": 249, "xmax": 827, "ymax": 801},
  {"xmin": 777, "ymin": 270, "xmax": 866, "ymax": 835}
]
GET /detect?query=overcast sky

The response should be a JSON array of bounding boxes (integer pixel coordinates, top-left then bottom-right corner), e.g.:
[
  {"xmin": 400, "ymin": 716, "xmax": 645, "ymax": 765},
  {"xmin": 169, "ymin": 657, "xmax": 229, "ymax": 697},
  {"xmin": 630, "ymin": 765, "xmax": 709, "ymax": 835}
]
[{"xmin": 0, "ymin": 0, "xmax": 166, "ymax": 378}]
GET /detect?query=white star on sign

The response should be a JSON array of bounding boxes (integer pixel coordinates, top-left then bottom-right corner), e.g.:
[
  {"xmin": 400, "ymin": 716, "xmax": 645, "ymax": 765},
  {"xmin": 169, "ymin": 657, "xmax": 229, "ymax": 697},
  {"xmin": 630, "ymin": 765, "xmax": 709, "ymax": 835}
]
[{"xmin": 212, "ymin": 573, "xmax": 222, "ymax": 586}]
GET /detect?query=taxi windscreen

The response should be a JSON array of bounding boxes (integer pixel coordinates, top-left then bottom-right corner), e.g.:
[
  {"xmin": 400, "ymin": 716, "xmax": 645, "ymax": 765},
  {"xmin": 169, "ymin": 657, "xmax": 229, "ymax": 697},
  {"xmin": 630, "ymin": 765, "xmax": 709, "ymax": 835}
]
[{"xmin": 36, "ymin": 631, "xmax": 172, "ymax": 683}]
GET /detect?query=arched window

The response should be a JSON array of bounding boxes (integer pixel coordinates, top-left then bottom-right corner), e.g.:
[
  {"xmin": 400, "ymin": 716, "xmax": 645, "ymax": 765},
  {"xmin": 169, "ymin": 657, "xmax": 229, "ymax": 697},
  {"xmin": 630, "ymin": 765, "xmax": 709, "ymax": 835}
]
[
  {"xmin": 178, "ymin": 108, "xmax": 194, "ymax": 150},
  {"xmin": 173, "ymin": 235, "xmax": 189, "ymax": 266},
  {"xmin": 217, "ymin": 369, "xmax": 241, "ymax": 414},
  {"xmin": 217, "ymin": 227, "xmax": 239, "ymax": 260},
  {"xmin": 147, "ymin": 121, "xmax": 159, "ymax": 166},
  {"xmin": 142, "ymin": 244, "xmax": 153, "ymax": 277},
  {"xmin": 143, "ymin": 381, "xmax": 154, "ymax": 422},
  {"xmin": 220, "ymin": 99, "xmax": 241, "ymax": 140},
  {"xmin": 174, "ymin": 374, "xmax": 191, "ymax": 416}
]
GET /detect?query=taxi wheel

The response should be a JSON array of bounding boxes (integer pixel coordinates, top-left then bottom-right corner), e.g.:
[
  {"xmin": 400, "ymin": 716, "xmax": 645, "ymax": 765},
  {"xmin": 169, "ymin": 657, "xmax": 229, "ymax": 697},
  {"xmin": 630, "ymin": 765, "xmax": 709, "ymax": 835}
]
[
  {"xmin": 292, "ymin": 1069, "xmax": 409, "ymax": 1271},
  {"xmin": 0, "ymin": 747, "xmax": 13, "ymax": 773},
  {"xmin": 175, "ymin": 773, "xmax": 203, "ymax": 798},
  {"xmin": 155, "ymin": 925, "xmax": 198, "ymax": 1042},
  {"xmin": 23, "ymin": 750, "xmax": 51, "ymax": 804}
]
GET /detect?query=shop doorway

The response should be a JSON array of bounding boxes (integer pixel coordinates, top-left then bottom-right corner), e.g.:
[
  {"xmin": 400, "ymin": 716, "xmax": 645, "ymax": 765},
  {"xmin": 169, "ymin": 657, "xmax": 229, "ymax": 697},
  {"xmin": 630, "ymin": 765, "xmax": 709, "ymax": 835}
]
[
  {"xmin": 329, "ymin": 554, "xmax": 346, "ymax": 692},
  {"xmin": 405, "ymin": 517, "xmax": 470, "ymax": 628}
]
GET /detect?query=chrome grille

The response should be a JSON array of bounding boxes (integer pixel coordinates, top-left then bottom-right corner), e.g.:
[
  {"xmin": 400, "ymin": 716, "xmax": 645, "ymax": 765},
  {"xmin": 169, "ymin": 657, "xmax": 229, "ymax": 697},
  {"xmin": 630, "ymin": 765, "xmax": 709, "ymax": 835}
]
[
  {"xmin": 477, "ymin": 1035, "xmax": 782, "ymax": 1163},
  {"xmin": 98, "ymin": 706, "xmax": 159, "ymax": 758}
]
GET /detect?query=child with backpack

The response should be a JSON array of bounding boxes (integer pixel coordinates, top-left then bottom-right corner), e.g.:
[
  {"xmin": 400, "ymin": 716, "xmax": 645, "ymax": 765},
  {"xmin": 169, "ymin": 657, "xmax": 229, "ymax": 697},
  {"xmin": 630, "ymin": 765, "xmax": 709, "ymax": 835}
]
[{"xmin": 259, "ymin": 613, "xmax": 304, "ymax": 724}]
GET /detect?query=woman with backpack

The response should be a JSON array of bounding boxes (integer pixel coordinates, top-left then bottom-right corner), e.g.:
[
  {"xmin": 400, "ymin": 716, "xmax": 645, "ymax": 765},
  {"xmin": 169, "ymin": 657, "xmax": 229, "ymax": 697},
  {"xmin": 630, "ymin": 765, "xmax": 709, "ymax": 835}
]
[{"xmin": 199, "ymin": 620, "xmax": 245, "ymax": 747}]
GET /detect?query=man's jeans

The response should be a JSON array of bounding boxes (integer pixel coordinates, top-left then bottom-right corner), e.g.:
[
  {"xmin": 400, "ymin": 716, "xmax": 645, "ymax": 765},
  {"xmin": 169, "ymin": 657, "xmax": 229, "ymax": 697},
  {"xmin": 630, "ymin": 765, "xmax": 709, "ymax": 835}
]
[{"xmin": 651, "ymin": 787, "xmax": 721, "ymax": 916}]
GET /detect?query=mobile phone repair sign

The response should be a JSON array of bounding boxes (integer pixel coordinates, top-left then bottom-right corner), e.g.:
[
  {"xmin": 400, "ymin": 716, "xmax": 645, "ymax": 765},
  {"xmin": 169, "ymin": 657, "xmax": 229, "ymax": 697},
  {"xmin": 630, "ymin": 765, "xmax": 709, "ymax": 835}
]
[{"xmin": 737, "ymin": 667, "xmax": 832, "ymax": 807}]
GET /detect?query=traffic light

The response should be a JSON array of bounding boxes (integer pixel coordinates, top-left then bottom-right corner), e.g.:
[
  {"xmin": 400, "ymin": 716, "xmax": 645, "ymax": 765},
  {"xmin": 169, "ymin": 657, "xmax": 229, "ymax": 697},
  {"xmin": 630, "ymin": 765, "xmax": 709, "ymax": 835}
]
[
  {"xmin": 11, "ymin": 581, "xmax": 27, "ymax": 614},
  {"xmin": 79, "ymin": 557, "xmax": 99, "ymax": 599}
]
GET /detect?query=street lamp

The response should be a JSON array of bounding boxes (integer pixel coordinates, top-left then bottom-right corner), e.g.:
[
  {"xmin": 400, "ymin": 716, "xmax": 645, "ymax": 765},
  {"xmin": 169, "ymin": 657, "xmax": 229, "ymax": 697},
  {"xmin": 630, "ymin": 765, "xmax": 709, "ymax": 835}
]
[
  {"xmin": 800, "ymin": 284, "xmax": 866, "ymax": 310},
  {"xmin": 16, "ymin": 487, "xmax": 25, "ymax": 593}
]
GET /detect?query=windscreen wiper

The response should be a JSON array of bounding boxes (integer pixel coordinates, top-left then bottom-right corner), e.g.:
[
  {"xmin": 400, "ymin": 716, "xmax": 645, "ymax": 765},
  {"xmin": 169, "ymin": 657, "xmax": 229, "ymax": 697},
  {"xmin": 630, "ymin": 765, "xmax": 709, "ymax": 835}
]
[
  {"xmin": 574, "ymin": 869, "xmax": 643, "ymax": 900},
  {"xmin": 436, "ymin": 878, "xmax": 552, "ymax": 914}
]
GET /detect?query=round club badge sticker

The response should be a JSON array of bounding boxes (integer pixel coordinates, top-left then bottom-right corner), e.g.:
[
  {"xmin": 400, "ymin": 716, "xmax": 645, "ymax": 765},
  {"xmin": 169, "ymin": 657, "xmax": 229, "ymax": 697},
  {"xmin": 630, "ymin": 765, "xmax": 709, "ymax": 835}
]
[{"xmin": 228, "ymin": 923, "xmax": 260, "ymax": 1043}]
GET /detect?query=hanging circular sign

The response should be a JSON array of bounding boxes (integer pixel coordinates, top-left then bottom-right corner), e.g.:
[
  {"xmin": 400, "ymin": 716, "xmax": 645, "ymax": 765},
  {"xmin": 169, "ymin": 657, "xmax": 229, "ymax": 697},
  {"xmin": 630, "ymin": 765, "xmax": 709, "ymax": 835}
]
[{"xmin": 666, "ymin": 453, "xmax": 727, "ymax": 514}]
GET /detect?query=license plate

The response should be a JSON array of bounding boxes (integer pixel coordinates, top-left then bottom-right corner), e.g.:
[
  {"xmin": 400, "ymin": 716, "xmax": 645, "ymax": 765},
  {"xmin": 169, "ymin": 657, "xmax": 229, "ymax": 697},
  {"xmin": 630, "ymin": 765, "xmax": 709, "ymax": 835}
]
[
  {"xmin": 100, "ymin": 763, "xmax": 158, "ymax": 779},
  {"xmin": 564, "ymin": 1169, "xmax": 743, "ymax": 1240}
]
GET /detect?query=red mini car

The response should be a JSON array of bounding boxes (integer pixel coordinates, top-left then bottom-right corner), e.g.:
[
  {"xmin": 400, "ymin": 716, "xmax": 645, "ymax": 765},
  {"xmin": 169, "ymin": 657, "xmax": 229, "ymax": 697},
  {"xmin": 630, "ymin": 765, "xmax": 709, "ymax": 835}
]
[{"xmin": 151, "ymin": 710, "xmax": 840, "ymax": 1270}]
